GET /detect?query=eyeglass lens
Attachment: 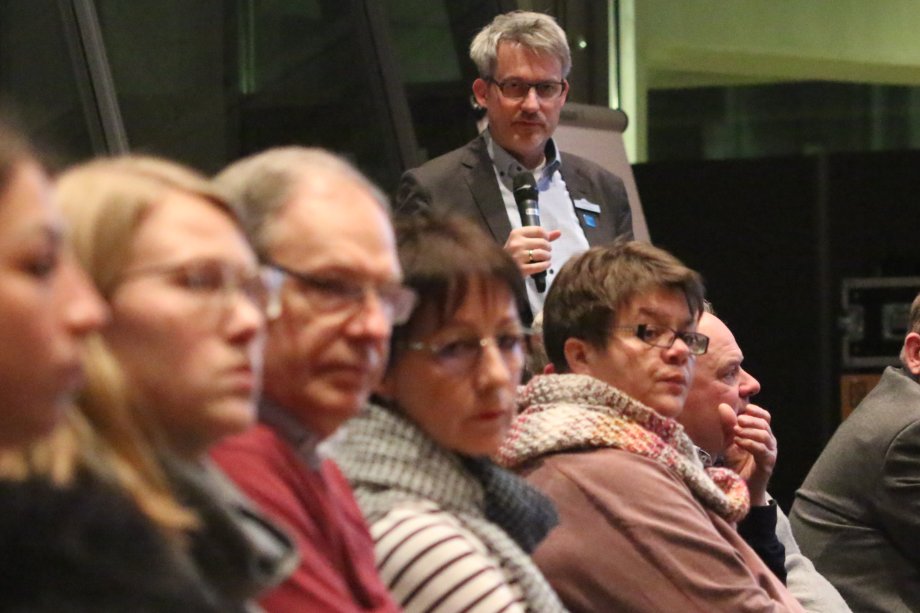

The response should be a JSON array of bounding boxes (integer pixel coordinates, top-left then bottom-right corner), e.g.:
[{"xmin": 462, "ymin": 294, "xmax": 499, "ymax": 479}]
[
  {"xmin": 411, "ymin": 334, "xmax": 525, "ymax": 373},
  {"xmin": 491, "ymin": 78, "xmax": 564, "ymax": 100},
  {"xmin": 270, "ymin": 263, "xmax": 417, "ymax": 324},
  {"xmin": 636, "ymin": 324, "xmax": 708, "ymax": 355}
]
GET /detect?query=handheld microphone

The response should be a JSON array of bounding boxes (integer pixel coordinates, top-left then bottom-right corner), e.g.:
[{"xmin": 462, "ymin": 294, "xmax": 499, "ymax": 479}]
[{"xmin": 512, "ymin": 173, "xmax": 546, "ymax": 293}]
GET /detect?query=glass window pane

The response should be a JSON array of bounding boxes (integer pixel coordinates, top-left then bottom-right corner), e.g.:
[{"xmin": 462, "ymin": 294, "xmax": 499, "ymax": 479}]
[
  {"xmin": 648, "ymin": 82, "xmax": 920, "ymax": 162},
  {"xmin": 95, "ymin": 0, "xmax": 228, "ymax": 172},
  {"xmin": 388, "ymin": 1, "xmax": 462, "ymax": 85},
  {"xmin": 385, "ymin": 0, "xmax": 494, "ymax": 161},
  {"xmin": 95, "ymin": 0, "xmax": 406, "ymax": 189},
  {"xmin": 0, "ymin": 0, "xmax": 96, "ymax": 163}
]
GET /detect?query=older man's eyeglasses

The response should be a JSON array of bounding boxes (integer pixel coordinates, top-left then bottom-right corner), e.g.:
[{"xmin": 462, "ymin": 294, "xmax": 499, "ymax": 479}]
[
  {"xmin": 406, "ymin": 332, "xmax": 526, "ymax": 375},
  {"xmin": 269, "ymin": 262, "xmax": 417, "ymax": 325},
  {"xmin": 487, "ymin": 77, "xmax": 566, "ymax": 101},
  {"xmin": 615, "ymin": 323, "xmax": 710, "ymax": 355}
]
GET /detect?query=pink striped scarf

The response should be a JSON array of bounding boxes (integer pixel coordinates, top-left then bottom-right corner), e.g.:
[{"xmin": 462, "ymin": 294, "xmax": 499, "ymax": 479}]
[{"xmin": 498, "ymin": 374, "xmax": 750, "ymax": 523}]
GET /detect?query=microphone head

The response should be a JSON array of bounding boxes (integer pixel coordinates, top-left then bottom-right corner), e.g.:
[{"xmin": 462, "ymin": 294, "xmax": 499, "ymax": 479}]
[{"xmin": 512, "ymin": 172, "xmax": 538, "ymax": 200}]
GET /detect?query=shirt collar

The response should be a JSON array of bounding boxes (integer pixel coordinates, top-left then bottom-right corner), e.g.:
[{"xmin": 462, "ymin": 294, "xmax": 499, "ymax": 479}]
[
  {"xmin": 259, "ymin": 398, "xmax": 321, "ymax": 469},
  {"xmin": 483, "ymin": 130, "xmax": 562, "ymax": 183}
]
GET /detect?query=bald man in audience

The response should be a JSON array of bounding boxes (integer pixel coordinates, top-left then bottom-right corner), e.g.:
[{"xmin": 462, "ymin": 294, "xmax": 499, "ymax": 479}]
[{"xmin": 680, "ymin": 307, "xmax": 850, "ymax": 612}]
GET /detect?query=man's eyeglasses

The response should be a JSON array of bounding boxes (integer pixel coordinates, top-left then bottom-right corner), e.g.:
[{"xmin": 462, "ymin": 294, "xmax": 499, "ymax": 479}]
[
  {"xmin": 120, "ymin": 260, "xmax": 280, "ymax": 319},
  {"xmin": 487, "ymin": 77, "xmax": 566, "ymax": 101},
  {"xmin": 269, "ymin": 262, "xmax": 417, "ymax": 325},
  {"xmin": 614, "ymin": 323, "xmax": 710, "ymax": 356},
  {"xmin": 406, "ymin": 332, "xmax": 526, "ymax": 375}
]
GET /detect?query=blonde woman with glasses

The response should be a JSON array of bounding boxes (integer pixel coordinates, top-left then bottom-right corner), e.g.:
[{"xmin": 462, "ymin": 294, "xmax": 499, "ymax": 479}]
[{"xmin": 18, "ymin": 156, "xmax": 296, "ymax": 611}]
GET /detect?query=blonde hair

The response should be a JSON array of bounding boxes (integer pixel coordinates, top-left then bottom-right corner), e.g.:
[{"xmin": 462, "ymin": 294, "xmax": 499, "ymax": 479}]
[
  {"xmin": 59, "ymin": 155, "xmax": 237, "ymax": 298},
  {"xmin": 1, "ymin": 338, "xmax": 195, "ymax": 536},
  {"xmin": 7, "ymin": 155, "xmax": 242, "ymax": 538}
]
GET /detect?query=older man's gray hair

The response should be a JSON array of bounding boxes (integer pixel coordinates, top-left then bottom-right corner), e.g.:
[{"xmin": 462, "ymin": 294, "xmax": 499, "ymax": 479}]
[{"xmin": 214, "ymin": 147, "xmax": 389, "ymax": 260}]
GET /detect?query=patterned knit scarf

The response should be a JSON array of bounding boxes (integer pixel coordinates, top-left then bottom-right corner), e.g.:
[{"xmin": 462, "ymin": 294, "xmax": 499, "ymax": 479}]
[
  {"xmin": 459, "ymin": 455, "xmax": 558, "ymax": 555},
  {"xmin": 332, "ymin": 403, "xmax": 566, "ymax": 613},
  {"xmin": 499, "ymin": 374, "xmax": 750, "ymax": 523}
]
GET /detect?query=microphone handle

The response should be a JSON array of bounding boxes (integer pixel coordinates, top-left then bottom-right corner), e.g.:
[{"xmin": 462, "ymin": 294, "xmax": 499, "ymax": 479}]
[
  {"xmin": 517, "ymin": 197, "xmax": 546, "ymax": 293},
  {"xmin": 534, "ymin": 271, "xmax": 546, "ymax": 293},
  {"xmin": 519, "ymin": 204, "xmax": 540, "ymax": 228}
]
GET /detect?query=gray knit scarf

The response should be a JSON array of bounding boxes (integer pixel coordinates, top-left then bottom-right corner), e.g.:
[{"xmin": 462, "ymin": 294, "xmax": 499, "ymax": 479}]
[{"xmin": 332, "ymin": 402, "xmax": 566, "ymax": 613}]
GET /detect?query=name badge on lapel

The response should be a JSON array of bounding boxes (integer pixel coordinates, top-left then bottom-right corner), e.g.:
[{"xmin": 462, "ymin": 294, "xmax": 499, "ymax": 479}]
[{"xmin": 574, "ymin": 198, "xmax": 601, "ymax": 229}]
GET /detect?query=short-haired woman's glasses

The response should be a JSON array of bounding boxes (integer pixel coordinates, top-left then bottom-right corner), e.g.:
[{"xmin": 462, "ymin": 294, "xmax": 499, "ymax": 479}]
[
  {"xmin": 269, "ymin": 262, "xmax": 417, "ymax": 325},
  {"xmin": 616, "ymin": 323, "xmax": 710, "ymax": 355},
  {"xmin": 407, "ymin": 332, "xmax": 526, "ymax": 374},
  {"xmin": 487, "ymin": 77, "xmax": 566, "ymax": 100}
]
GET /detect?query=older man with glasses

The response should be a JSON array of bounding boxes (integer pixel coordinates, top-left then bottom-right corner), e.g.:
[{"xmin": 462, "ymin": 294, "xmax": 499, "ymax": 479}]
[
  {"xmin": 210, "ymin": 148, "xmax": 410, "ymax": 612},
  {"xmin": 498, "ymin": 240, "xmax": 805, "ymax": 612},
  {"xmin": 396, "ymin": 10, "xmax": 633, "ymax": 322}
]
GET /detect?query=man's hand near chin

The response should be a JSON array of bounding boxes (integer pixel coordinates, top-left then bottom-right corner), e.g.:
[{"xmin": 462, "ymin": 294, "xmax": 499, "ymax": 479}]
[{"xmin": 724, "ymin": 403, "xmax": 777, "ymax": 507}]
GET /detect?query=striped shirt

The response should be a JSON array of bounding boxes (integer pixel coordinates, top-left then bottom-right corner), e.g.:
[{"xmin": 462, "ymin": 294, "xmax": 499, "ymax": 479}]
[{"xmin": 370, "ymin": 500, "xmax": 527, "ymax": 613}]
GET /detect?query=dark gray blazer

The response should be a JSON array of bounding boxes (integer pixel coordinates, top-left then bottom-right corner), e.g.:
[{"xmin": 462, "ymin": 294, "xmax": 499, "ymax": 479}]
[
  {"xmin": 790, "ymin": 366, "xmax": 920, "ymax": 613},
  {"xmin": 395, "ymin": 134, "xmax": 633, "ymax": 251}
]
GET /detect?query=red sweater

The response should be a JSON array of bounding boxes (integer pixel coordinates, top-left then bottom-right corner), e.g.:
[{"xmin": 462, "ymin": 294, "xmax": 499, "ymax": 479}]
[{"xmin": 211, "ymin": 423, "xmax": 399, "ymax": 612}]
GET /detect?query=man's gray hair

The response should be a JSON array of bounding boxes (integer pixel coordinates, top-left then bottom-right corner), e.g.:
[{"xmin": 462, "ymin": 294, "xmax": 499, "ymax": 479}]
[
  {"xmin": 469, "ymin": 11, "xmax": 571, "ymax": 79},
  {"xmin": 213, "ymin": 146, "xmax": 389, "ymax": 260}
]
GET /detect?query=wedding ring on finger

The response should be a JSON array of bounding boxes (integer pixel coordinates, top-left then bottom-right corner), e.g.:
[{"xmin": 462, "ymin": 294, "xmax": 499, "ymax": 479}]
[{"xmin": 527, "ymin": 249, "xmax": 535, "ymax": 264}]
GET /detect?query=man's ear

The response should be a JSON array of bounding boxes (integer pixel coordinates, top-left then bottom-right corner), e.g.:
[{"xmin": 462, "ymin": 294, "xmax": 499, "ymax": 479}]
[
  {"xmin": 472, "ymin": 78, "xmax": 490, "ymax": 108},
  {"xmin": 563, "ymin": 337, "xmax": 594, "ymax": 376},
  {"xmin": 903, "ymin": 332, "xmax": 920, "ymax": 377}
]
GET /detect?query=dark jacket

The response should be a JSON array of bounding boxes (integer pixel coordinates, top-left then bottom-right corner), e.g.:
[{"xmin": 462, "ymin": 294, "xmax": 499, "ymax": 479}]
[
  {"xmin": 0, "ymin": 476, "xmax": 219, "ymax": 612},
  {"xmin": 396, "ymin": 134, "xmax": 633, "ymax": 321},
  {"xmin": 163, "ymin": 456, "xmax": 299, "ymax": 611},
  {"xmin": 791, "ymin": 366, "xmax": 920, "ymax": 613}
]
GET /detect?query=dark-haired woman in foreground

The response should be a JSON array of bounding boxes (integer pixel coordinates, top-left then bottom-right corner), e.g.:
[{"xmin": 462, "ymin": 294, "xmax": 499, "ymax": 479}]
[
  {"xmin": 0, "ymin": 121, "xmax": 105, "ymax": 449},
  {"xmin": 0, "ymin": 123, "xmax": 221, "ymax": 611}
]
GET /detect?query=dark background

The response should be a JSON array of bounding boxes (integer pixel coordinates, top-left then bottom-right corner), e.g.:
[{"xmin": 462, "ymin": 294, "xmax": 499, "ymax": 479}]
[
  {"xmin": 635, "ymin": 150, "xmax": 920, "ymax": 507},
  {"xmin": 4, "ymin": 0, "xmax": 920, "ymax": 508}
]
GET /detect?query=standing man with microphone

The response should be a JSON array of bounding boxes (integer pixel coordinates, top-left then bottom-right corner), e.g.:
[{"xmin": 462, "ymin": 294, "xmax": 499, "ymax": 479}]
[{"xmin": 396, "ymin": 10, "xmax": 634, "ymax": 321}]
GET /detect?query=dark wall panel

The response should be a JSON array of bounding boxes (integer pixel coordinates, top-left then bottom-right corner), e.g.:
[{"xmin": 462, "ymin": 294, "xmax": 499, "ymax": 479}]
[{"xmin": 634, "ymin": 150, "xmax": 920, "ymax": 509}]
